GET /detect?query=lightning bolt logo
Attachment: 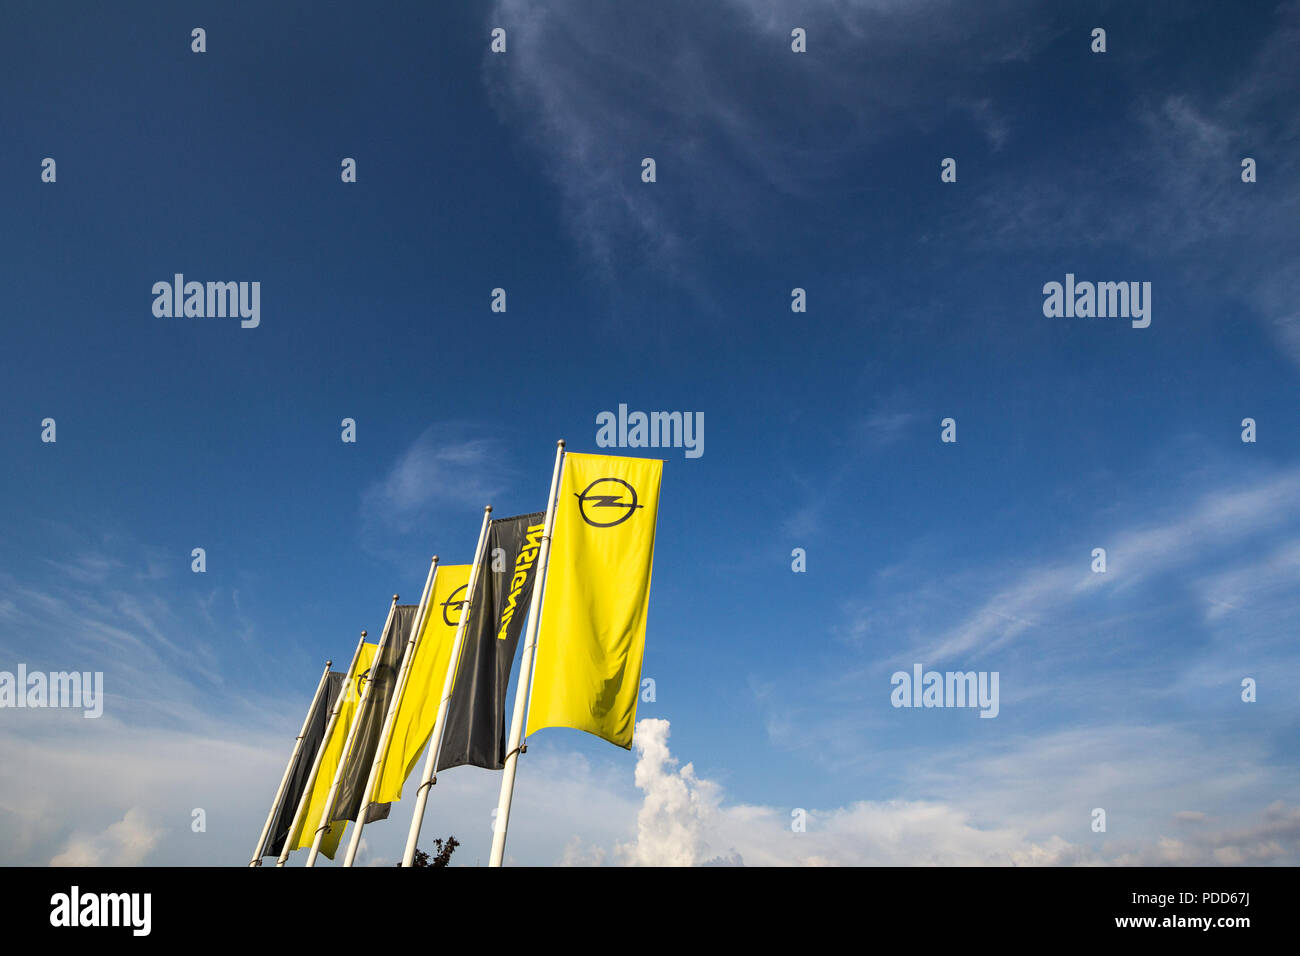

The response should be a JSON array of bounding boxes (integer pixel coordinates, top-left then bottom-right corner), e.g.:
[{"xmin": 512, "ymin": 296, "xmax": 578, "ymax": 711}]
[
  {"xmin": 576, "ymin": 477, "xmax": 643, "ymax": 528},
  {"xmin": 440, "ymin": 584, "xmax": 467, "ymax": 627}
]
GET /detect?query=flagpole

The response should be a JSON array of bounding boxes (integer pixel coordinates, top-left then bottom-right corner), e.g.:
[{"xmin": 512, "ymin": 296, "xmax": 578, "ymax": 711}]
[
  {"xmin": 275, "ymin": 631, "xmax": 367, "ymax": 866},
  {"xmin": 248, "ymin": 659, "xmax": 333, "ymax": 866},
  {"xmin": 342, "ymin": 557, "xmax": 439, "ymax": 867},
  {"xmin": 306, "ymin": 595, "xmax": 400, "ymax": 867},
  {"xmin": 401, "ymin": 505, "xmax": 493, "ymax": 866},
  {"xmin": 489, "ymin": 439, "xmax": 565, "ymax": 867}
]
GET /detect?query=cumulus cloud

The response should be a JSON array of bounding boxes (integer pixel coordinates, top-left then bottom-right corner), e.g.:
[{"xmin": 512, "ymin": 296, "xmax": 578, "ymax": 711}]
[
  {"xmin": 611, "ymin": 718, "xmax": 1071, "ymax": 865},
  {"xmin": 1106, "ymin": 802, "xmax": 1300, "ymax": 867},
  {"xmin": 598, "ymin": 719, "xmax": 1300, "ymax": 866},
  {"xmin": 0, "ymin": 714, "xmax": 290, "ymax": 866},
  {"xmin": 615, "ymin": 718, "xmax": 720, "ymax": 865},
  {"xmin": 50, "ymin": 807, "xmax": 161, "ymax": 867},
  {"xmin": 10, "ymin": 705, "xmax": 1297, "ymax": 866}
]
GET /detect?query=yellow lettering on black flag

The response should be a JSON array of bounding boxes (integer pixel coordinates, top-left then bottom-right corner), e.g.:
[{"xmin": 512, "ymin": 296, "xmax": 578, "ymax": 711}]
[
  {"xmin": 527, "ymin": 452, "xmax": 662, "ymax": 749},
  {"xmin": 289, "ymin": 641, "xmax": 378, "ymax": 858},
  {"xmin": 374, "ymin": 565, "xmax": 472, "ymax": 804}
]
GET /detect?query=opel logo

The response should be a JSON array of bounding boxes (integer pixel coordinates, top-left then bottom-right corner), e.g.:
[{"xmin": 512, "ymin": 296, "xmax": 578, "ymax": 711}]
[
  {"xmin": 576, "ymin": 477, "xmax": 643, "ymax": 528},
  {"xmin": 441, "ymin": 584, "xmax": 467, "ymax": 627}
]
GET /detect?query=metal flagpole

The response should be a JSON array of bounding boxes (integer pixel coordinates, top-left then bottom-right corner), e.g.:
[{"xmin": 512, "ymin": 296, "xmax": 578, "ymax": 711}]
[
  {"xmin": 275, "ymin": 631, "xmax": 367, "ymax": 866},
  {"xmin": 305, "ymin": 594, "xmax": 400, "ymax": 867},
  {"xmin": 342, "ymin": 556, "xmax": 440, "ymax": 867},
  {"xmin": 401, "ymin": 505, "xmax": 493, "ymax": 867},
  {"xmin": 489, "ymin": 440, "xmax": 565, "ymax": 867},
  {"xmin": 248, "ymin": 659, "xmax": 333, "ymax": 866}
]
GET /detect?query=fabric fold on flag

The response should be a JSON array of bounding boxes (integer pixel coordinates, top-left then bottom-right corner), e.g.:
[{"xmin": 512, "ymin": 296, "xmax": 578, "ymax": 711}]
[
  {"xmin": 333, "ymin": 604, "xmax": 418, "ymax": 824},
  {"xmin": 438, "ymin": 512, "xmax": 546, "ymax": 771},
  {"xmin": 374, "ymin": 565, "xmax": 472, "ymax": 804},
  {"xmin": 289, "ymin": 642, "xmax": 377, "ymax": 859}
]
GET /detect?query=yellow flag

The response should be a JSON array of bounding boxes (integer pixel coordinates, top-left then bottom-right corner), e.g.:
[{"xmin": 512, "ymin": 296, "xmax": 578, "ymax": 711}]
[
  {"xmin": 527, "ymin": 452, "xmax": 662, "ymax": 749},
  {"xmin": 289, "ymin": 641, "xmax": 378, "ymax": 858},
  {"xmin": 373, "ymin": 564, "xmax": 472, "ymax": 803}
]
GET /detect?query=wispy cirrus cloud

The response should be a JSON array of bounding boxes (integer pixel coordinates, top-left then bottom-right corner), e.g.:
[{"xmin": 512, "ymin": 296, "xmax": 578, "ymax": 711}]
[
  {"xmin": 1194, "ymin": 538, "xmax": 1300, "ymax": 623},
  {"xmin": 485, "ymin": 0, "xmax": 1064, "ymax": 275},
  {"xmin": 0, "ymin": 528, "xmax": 346, "ymax": 865},
  {"xmin": 779, "ymin": 398, "xmax": 924, "ymax": 540},
  {"xmin": 971, "ymin": 1, "xmax": 1300, "ymax": 364},
  {"xmin": 894, "ymin": 466, "xmax": 1300, "ymax": 665},
  {"xmin": 362, "ymin": 429, "xmax": 505, "ymax": 521},
  {"xmin": 0, "ymin": 571, "xmax": 226, "ymax": 723},
  {"xmin": 358, "ymin": 426, "xmax": 509, "ymax": 563},
  {"xmin": 752, "ymin": 459, "xmax": 1300, "ymax": 838}
]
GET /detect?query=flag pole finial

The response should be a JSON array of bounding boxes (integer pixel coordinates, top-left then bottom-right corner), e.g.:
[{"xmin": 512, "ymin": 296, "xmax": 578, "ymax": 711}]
[
  {"xmin": 360, "ymin": 630, "xmax": 367, "ymax": 638},
  {"xmin": 557, "ymin": 438, "xmax": 566, "ymax": 448},
  {"xmin": 393, "ymin": 594, "xmax": 399, "ymax": 602}
]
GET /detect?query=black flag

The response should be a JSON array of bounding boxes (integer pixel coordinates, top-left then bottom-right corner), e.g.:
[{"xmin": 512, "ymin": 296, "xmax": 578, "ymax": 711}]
[
  {"xmin": 437, "ymin": 512, "xmax": 546, "ymax": 771},
  {"xmin": 334, "ymin": 603, "xmax": 418, "ymax": 824},
  {"xmin": 259, "ymin": 671, "xmax": 344, "ymax": 858}
]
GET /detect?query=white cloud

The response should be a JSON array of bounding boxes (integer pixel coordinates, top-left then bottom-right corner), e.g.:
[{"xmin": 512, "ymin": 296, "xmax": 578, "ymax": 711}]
[
  {"xmin": 6, "ymin": 477, "xmax": 1295, "ymax": 867},
  {"xmin": 582, "ymin": 720, "xmax": 1300, "ymax": 865},
  {"xmin": 606, "ymin": 718, "xmax": 1071, "ymax": 866},
  {"xmin": 614, "ymin": 718, "xmax": 720, "ymax": 865},
  {"xmin": 858, "ymin": 409, "xmax": 920, "ymax": 447},
  {"xmin": 8, "ymin": 698, "xmax": 1297, "ymax": 866},
  {"xmin": 912, "ymin": 468, "xmax": 1300, "ymax": 664},
  {"xmin": 0, "ymin": 714, "xmax": 287, "ymax": 866},
  {"xmin": 362, "ymin": 429, "xmax": 504, "ymax": 522},
  {"xmin": 1194, "ymin": 538, "xmax": 1300, "ymax": 623},
  {"xmin": 49, "ymin": 808, "xmax": 162, "ymax": 867},
  {"xmin": 358, "ymin": 427, "xmax": 513, "ymax": 565}
]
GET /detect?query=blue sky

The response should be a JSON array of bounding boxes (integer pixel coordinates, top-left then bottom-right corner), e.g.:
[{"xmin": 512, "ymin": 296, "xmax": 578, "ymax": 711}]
[{"xmin": 2, "ymin": 0, "xmax": 1298, "ymax": 865}]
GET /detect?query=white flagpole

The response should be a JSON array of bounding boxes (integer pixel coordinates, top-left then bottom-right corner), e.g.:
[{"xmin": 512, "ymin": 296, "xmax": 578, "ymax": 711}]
[
  {"xmin": 305, "ymin": 594, "xmax": 400, "ymax": 867},
  {"xmin": 489, "ymin": 439, "xmax": 565, "ymax": 867},
  {"xmin": 275, "ymin": 631, "xmax": 367, "ymax": 867},
  {"xmin": 248, "ymin": 658, "xmax": 333, "ymax": 866},
  {"xmin": 401, "ymin": 505, "xmax": 493, "ymax": 867},
  {"xmin": 342, "ymin": 556, "xmax": 440, "ymax": 867}
]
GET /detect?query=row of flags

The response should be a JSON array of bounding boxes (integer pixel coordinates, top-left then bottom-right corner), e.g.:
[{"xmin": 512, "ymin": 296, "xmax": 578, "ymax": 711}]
[{"xmin": 249, "ymin": 448, "xmax": 663, "ymax": 867}]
